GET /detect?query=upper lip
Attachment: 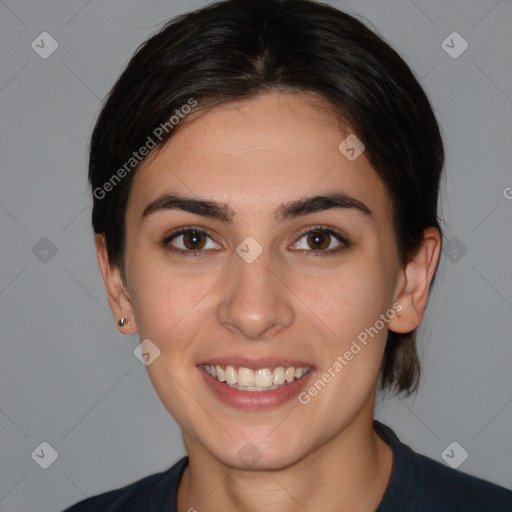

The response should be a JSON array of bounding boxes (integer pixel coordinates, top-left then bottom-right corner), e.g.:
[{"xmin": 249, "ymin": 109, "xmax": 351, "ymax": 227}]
[{"xmin": 198, "ymin": 357, "xmax": 315, "ymax": 370}]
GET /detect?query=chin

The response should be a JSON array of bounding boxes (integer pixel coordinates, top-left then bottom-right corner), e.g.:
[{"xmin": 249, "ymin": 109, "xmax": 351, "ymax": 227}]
[{"xmin": 196, "ymin": 429, "xmax": 310, "ymax": 472}]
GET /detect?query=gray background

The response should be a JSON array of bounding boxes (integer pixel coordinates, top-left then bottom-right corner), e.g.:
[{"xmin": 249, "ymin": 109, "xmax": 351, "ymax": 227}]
[{"xmin": 0, "ymin": 0, "xmax": 511, "ymax": 510}]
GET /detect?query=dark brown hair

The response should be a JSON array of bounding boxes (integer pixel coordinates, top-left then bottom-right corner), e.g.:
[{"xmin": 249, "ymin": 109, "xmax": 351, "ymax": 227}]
[{"xmin": 89, "ymin": 0, "xmax": 444, "ymax": 395}]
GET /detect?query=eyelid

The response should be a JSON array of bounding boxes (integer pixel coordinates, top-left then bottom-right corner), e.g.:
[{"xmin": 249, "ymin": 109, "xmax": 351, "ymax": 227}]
[{"xmin": 163, "ymin": 225, "xmax": 216, "ymax": 242}]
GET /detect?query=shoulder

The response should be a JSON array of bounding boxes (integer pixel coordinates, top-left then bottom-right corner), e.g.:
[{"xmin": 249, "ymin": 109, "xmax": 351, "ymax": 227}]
[
  {"xmin": 413, "ymin": 450, "xmax": 512, "ymax": 511},
  {"xmin": 61, "ymin": 457, "xmax": 188, "ymax": 512},
  {"xmin": 374, "ymin": 421, "xmax": 512, "ymax": 512}
]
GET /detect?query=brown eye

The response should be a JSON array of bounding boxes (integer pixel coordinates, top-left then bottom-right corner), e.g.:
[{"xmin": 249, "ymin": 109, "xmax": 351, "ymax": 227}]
[
  {"xmin": 182, "ymin": 230, "xmax": 207, "ymax": 250},
  {"xmin": 306, "ymin": 231, "xmax": 330, "ymax": 250}
]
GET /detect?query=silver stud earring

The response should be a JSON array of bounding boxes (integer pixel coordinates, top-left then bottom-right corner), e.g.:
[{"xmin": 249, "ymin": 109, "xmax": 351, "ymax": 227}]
[{"xmin": 118, "ymin": 317, "xmax": 126, "ymax": 327}]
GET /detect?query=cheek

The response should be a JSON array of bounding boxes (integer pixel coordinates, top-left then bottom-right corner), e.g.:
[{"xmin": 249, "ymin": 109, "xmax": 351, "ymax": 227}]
[
  {"xmin": 126, "ymin": 255, "xmax": 213, "ymax": 341},
  {"xmin": 292, "ymin": 257, "xmax": 391, "ymax": 341},
  {"xmin": 126, "ymin": 259, "xmax": 214, "ymax": 427},
  {"xmin": 293, "ymin": 256, "xmax": 393, "ymax": 404},
  {"xmin": 297, "ymin": 270, "xmax": 390, "ymax": 422}
]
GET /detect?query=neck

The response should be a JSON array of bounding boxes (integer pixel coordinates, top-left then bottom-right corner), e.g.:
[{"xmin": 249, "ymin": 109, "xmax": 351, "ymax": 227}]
[{"xmin": 177, "ymin": 411, "xmax": 393, "ymax": 512}]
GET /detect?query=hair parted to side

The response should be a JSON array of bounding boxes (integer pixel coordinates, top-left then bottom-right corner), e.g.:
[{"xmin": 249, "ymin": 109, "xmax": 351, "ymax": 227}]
[{"xmin": 89, "ymin": 0, "xmax": 444, "ymax": 395}]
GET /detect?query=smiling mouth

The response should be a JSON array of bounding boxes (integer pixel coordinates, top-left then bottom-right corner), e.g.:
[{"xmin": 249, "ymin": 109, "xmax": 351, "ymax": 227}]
[{"xmin": 202, "ymin": 364, "xmax": 312, "ymax": 391}]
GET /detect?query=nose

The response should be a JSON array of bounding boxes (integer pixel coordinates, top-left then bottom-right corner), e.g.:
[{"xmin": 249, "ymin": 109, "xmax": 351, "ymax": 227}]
[{"xmin": 216, "ymin": 250, "xmax": 294, "ymax": 341}]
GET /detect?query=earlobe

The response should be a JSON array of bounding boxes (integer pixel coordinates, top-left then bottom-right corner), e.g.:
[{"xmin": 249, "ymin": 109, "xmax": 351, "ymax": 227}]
[
  {"xmin": 95, "ymin": 234, "xmax": 138, "ymax": 335},
  {"xmin": 388, "ymin": 227, "xmax": 442, "ymax": 334}
]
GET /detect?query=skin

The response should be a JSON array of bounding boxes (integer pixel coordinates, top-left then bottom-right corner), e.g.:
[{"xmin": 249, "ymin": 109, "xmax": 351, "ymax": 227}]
[{"xmin": 96, "ymin": 92, "xmax": 441, "ymax": 512}]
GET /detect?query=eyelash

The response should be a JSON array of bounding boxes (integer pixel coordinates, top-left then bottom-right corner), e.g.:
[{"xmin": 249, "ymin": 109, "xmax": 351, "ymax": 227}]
[{"xmin": 162, "ymin": 225, "xmax": 350, "ymax": 258}]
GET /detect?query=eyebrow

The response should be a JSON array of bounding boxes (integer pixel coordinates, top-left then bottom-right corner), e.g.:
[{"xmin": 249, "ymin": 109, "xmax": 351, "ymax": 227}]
[{"xmin": 141, "ymin": 192, "xmax": 373, "ymax": 223}]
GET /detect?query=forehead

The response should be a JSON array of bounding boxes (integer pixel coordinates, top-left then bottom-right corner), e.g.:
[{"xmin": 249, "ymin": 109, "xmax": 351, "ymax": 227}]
[{"xmin": 127, "ymin": 92, "xmax": 393, "ymax": 225}]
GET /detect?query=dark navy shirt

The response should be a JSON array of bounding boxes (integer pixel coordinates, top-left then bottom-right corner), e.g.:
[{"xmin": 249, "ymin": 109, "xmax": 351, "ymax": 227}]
[{"xmin": 63, "ymin": 421, "xmax": 512, "ymax": 511}]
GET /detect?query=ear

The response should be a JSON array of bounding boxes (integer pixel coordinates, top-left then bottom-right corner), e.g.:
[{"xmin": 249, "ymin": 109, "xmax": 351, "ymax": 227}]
[
  {"xmin": 388, "ymin": 227, "xmax": 442, "ymax": 334},
  {"xmin": 95, "ymin": 234, "xmax": 137, "ymax": 335}
]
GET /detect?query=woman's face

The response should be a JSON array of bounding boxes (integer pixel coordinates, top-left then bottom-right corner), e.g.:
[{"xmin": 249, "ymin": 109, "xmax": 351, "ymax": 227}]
[{"xmin": 121, "ymin": 92, "xmax": 405, "ymax": 469}]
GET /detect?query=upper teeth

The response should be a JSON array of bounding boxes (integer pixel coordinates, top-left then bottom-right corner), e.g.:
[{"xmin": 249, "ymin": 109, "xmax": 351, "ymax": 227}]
[{"xmin": 204, "ymin": 364, "xmax": 311, "ymax": 390}]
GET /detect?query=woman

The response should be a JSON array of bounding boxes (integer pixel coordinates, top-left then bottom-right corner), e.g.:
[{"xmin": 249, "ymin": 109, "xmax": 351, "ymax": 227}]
[{"xmin": 64, "ymin": 0, "xmax": 512, "ymax": 510}]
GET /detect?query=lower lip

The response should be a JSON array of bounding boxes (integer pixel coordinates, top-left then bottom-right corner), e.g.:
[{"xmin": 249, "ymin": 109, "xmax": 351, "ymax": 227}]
[{"xmin": 199, "ymin": 366, "xmax": 315, "ymax": 409}]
